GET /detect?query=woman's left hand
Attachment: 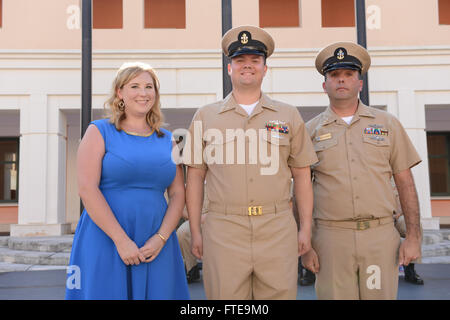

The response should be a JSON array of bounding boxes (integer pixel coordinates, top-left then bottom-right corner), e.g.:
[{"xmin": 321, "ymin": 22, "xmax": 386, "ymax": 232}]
[{"xmin": 139, "ymin": 234, "xmax": 165, "ymax": 263}]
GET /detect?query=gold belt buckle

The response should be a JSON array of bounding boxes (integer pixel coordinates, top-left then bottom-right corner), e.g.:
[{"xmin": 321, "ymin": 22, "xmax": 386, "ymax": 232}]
[
  {"xmin": 248, "ymin": 206, "xmax": 263, "ymax": 216},
  {"xmin": 356, "ymin": 221, "xmax": 370, "ymax": 230}
]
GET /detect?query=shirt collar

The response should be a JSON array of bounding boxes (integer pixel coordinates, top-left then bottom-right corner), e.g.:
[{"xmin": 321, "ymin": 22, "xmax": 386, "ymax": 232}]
[
  {"xmin": 320, "ymin": 100, "xmax": 375, "ymax": 125},
  {"xmin": 218, "ymin": 92, "xmax": 279, "ymax": 115}
]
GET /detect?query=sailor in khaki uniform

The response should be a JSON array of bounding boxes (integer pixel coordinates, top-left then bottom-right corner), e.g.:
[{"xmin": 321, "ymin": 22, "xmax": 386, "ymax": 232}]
[
  {"xmin": 303, "ymin": 42, "xmax": 423, "ymax": 299},
  {"xmin": 184, "ymin": 26, "xmax": 318, "ymax": 300}
]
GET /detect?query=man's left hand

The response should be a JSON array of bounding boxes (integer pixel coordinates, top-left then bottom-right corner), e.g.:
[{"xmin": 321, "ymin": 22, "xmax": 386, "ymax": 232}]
[{"xmin": 399, "ymin": 238, "xmax": 421, "ymax": 266}]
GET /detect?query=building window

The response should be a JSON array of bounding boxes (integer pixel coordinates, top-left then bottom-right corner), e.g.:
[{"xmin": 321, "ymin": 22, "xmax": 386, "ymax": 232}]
[
  {"xmin": 0, "ymin": 138, "xmax": 19, "ymax": 203},
  {"xmin": 439, "ymin": 0, "xmax": 450, "ymax": 25},
  {"xmin": 427, "ymin": 133, "xmax": 450, "ymax": 196},
  {"xmin": 321, "ymin": 0, "xmax": 355, "ymax": 27},
  {"xmin": 259, "ymin": 0, "xmax": 300, "ymax": 27},
  {"xmin": 144, "ymin": 0, "xmax": 186, "ymax": 29},
  {"xmin": 93, "ymin": 0, "xmax": 123, "ymax": 29}
]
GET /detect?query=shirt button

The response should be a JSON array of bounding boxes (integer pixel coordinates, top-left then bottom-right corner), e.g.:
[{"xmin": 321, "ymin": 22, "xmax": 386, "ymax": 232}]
[
  {"xmin": 250, "ymin": 199, "xmax": 254, "ymax": 203},
  {"xmin": 249, "ymin": 178, "xmax": 253, "ymax": 182},
  {"xmin": 355, "ymin": 196, "xmax": 359, "ymax": 200}
]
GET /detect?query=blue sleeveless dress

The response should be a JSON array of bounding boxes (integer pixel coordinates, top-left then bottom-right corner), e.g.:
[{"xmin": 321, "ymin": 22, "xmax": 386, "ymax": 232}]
[{"xmin": 65, "ymin": 119, "xmax": 190, "ymax": 300}]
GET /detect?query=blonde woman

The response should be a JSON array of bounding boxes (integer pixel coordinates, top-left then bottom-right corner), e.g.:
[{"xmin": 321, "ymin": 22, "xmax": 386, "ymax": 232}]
[{"xmin": 66, "ymin": 62, "xmax": 189, "ymax": 300}]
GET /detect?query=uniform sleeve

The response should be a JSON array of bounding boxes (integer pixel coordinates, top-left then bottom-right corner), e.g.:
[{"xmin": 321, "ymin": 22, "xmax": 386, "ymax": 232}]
[
  {"xmin": 288, "ymin": 108, "xmax": 318, "ymax": 168},
  {"xmin": 389, "ymin": 115, "xmax": 422, "ymax": 174},
  {"xmin": 183, "ymin": 109, "xmax": 207, "ymax": 170}
]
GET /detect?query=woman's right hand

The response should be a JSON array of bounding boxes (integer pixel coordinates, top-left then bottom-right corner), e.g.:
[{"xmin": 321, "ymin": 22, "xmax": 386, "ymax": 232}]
[{"xmin": 115, "ymin": 237, "xmax": 146, "ymax": 266}]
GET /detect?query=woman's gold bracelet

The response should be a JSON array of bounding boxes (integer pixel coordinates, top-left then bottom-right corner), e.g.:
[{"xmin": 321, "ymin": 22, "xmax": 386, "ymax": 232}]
[{"xmin": 157, "ymin": 233, "xmax": 167, "ymax": 243}]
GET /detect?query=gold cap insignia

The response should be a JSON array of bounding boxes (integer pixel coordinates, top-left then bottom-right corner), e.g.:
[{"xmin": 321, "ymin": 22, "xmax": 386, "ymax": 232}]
[
  {"xmin": 240, "ymin": 32, "xmax": 249, "ymax": 44},
  {"xmin": 336, "ymin": 48, "xmax": 345, "ymax": 60}
]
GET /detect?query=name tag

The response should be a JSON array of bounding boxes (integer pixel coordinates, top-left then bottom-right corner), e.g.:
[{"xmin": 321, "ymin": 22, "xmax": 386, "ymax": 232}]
[{"xmin": 315, "ymin": 133, "xmax": 332, "ymax": 142}]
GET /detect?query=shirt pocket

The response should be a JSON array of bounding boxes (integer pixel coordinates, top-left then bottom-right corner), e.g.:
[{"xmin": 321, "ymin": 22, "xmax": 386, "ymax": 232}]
[
  {"xmin": 261, "ymin": 133, "xmax": 290, "ymax": 163},
  {"xmin": 312, "ymin": 138, "xmax": 339, "ymax": 171},
  {"xmin": 362, "ymin": 135, "xmax": 391, "ymax": 165}
]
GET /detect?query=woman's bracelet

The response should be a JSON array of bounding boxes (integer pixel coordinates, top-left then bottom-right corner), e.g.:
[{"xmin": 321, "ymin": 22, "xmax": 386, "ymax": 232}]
[{"xmin": 157, "ymin": 233, "xmax": 167, "ymax": 243}]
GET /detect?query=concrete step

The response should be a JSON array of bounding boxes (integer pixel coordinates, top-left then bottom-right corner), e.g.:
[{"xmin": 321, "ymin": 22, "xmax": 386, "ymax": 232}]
[
  {"xmin": 421, "ymin": 256, "xmax": 450, "ymax": 264},
  {"xmin": 0, "ymin": 262, "xmax": 67, "ymax": 273},
  {"xmin": 0, "ymin": 236, "xmax": 9, "ymax": 248},
  {"xmin": 421, "ymin": 240, "xmax": 450, "ymax": 258},
  {"xmin": 6, "ymin": 235, "xmax": 73, "ymax": 252},
  {"xmin": 0, "ymin": 247, "xmax": 70, "ymax": 266},
  {"xmin": 441, "ymin": 230, "xmax": 450, "ymax": 240},
  {"xmin": 423, "ymin": 231, "xmax": 444, "ymax": 245}
]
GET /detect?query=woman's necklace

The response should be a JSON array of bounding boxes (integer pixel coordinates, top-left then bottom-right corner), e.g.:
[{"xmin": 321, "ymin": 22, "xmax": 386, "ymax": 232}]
[{"xmin": 122, "ymin": 127, "xmax": 154, "ymax": 137}]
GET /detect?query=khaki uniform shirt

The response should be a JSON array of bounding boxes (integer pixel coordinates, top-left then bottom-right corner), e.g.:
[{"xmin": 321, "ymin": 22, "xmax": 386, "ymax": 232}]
[
  {"xmin": 184, "ymin": 92, "xmax": 318, "ymax": 207},
  {"xmin": 306, "ymin": 101, "xmax": 421, "ymax": 221}
]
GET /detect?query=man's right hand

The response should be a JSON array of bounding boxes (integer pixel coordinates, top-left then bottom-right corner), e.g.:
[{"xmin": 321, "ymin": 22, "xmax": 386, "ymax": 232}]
[
  {"xmin": 302, "ymin": 248, "xmax": 320, "ymax": 274},
  {"xmin": 191, "ymin": 231, "xmax": 203, "ymax": 260}
]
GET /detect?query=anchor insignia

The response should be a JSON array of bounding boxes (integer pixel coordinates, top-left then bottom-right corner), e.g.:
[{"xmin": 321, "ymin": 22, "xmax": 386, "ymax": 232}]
[{"xmin": 240, "ymin": 33, "xmax": 249, "ymax": 44}]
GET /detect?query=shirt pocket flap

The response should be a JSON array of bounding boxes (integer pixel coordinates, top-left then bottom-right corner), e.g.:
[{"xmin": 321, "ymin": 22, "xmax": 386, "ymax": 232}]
[
  {"xmin": 313, "ymin": 138, "xmax": 338, "ymax": 152},
  {"xmin": 262, "ymin": 134, "xmax": 290, "ymax": 146},
  {"xmin": 363, "ymin": 135, "xmax": 390, "ymax": 147}
]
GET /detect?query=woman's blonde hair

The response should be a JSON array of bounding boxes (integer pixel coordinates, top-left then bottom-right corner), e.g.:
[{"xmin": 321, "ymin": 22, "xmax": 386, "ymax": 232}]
[{"xmin": 104, "ymin": 62, "xmax": 165, "ymax": 137}]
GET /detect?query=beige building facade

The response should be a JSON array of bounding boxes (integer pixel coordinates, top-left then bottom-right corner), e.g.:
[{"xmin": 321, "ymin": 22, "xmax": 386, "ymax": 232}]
[{"xmin": 0, "ymin": 0, "xmax": 449, "ymax": 235}]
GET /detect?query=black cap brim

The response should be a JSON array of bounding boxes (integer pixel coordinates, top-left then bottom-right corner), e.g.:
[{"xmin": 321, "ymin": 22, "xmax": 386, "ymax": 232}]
[
  {"xmin": 229, "ymin": 48, "xmax": 266, "ymax": 58},
  {"xmin": 323, "ymin": 63, "xmax": 361, "ymax": 74}
]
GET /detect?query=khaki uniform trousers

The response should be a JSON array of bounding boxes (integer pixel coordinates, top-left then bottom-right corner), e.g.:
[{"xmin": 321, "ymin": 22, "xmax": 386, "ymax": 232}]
[
  {"xmin": 176, "ymin": 220, "xmax": 199, "ymax": 273},
  {"xmin": 202, "ymin": 208, "xmax": 298, "ymax": 300},
  {"xmin": 312, "ymin": 221, "xmax": 401, "ymax": 300}
]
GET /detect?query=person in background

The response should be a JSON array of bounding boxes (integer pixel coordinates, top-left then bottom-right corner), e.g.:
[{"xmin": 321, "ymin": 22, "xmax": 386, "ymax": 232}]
[
  {"xmin": 292, "ymin": 192, "xmax": 316, "ymax": 286},
  {"xmin": 177, "ymin": 208, "xmax": 205, "ymax": 283}
]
